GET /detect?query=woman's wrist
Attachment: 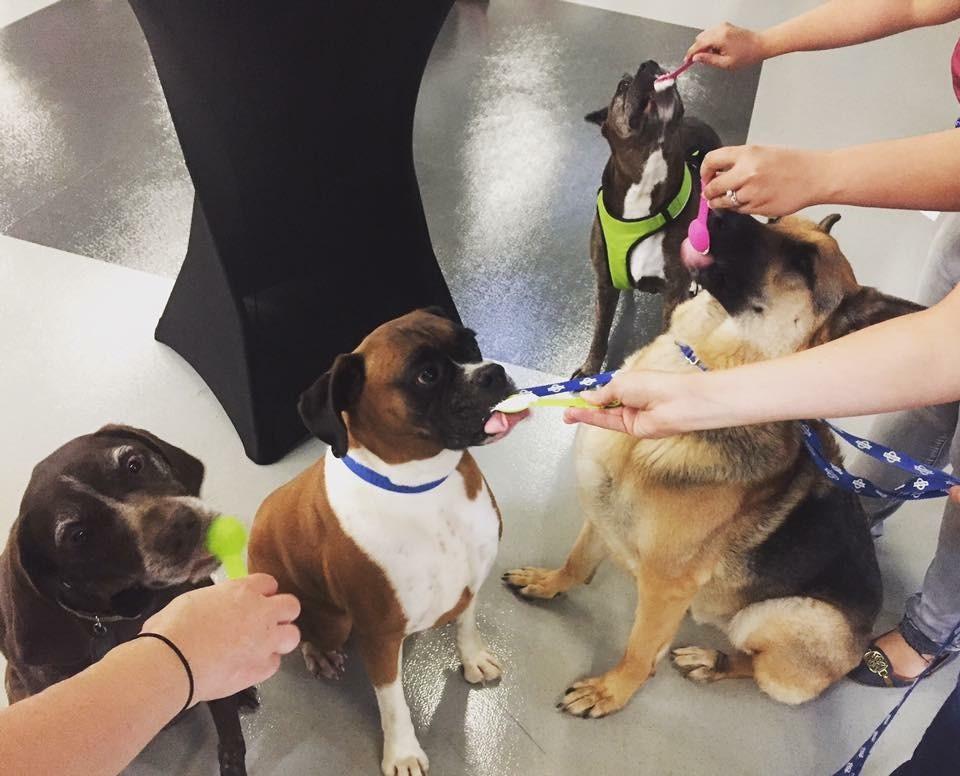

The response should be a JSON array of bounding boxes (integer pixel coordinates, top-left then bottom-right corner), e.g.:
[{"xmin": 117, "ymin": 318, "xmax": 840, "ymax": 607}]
[
  {"xmin": 756, "ymin": 25, "xmax": 791, "ymax": 60},
  {"xmin": 675, "ymin": 371, "xmax": 763, "ymax": 432},
  {"xmin": 104, "ymin": 637, "xmax": 194, "ymax": 717},
  {"xmin": 655, "ymin": 372, "xmax": 743, "ymax": 434},
  {"xmin": 803, "ymin": 149, "xmax": 841, "ymax": 206}
]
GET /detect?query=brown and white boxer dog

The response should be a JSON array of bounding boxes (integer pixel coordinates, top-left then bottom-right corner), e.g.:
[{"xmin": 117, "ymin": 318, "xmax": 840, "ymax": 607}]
[{"xmin": 249, "ymin": 308, "xmax": 526, "ymax": 776}]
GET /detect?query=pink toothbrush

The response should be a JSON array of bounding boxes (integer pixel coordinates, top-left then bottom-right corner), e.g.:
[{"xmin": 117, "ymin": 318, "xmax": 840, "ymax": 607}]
[
  {"xmin": 688, "ymin": 195, "xmax": 711, "ymax": 254},
  {"xmin": 654, "ymin": 60, "xmax": 696, "ymax": 92}
]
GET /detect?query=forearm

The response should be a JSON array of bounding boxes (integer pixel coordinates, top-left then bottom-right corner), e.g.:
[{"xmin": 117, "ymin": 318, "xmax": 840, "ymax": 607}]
[
  {"xmin": 676, "ymin": 287, "xmax": 960, "ymax": 429},
  {"xmin": 0, "ymin": 638, "xmax": 189, "ymax": 776},
  {"xmin": 761, "ymin": 0, "xmax": 960, "ymax": 58},
  {"xmin": 812, "ymin": 131, "xmax": 960, "ymax": 211}
]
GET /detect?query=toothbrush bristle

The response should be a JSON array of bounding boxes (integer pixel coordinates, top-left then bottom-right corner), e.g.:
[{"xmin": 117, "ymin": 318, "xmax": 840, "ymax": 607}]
[
  {"xmin": 494, "ymin": 394, "xmax": 533, "ymax": 413},
  {"xmin": 653, "ymin": 77, "xmax": 675, "ymax": 93}
]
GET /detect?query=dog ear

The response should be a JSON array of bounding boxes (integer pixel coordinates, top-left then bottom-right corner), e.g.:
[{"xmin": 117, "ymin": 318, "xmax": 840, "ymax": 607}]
[
  {"xmin": 95, "ymin": 425, "xmax": 205, "ymax": 495},
  {"xmin": 584, "ymin": 107, "xmax": 608, "ymax": 126},
  {"xmin": 0, "ymin": 514, "xmax": 97, "ymax": 667},
  {"xmin": 298, "ymin": 353, "xmax": 365, "ymax": 458},
  {"xmin": 818, "ymin": 213, "xmax": 841, "ymax": 235},
  {"xmin": 422, "ymin": 305, "xmax": 455, "ymax": 321},
  {"xmin": 815, "ymin": 287, "xmax": 924, "ymax": 343}
]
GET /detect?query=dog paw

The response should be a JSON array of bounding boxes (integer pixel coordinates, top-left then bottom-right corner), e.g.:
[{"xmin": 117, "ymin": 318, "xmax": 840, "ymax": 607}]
[
  {"xmin": 501, "ymin": 567, "xmax": 566, "ymax": 600},
  {"xmin": 461, "ymin": 650, "xmax": 503, "ymax": 685},
  {"xmin": 571, "ymin": 364, "xmax": 599, "ymax": 381},
  {"xmin": 556, "ymin": 672, "xmax": 640, "ymax": 719},
  {"xmin": 217, "ymin": 743, "xmax": 247, "ymax": 776},
  {"xmin": 381, "ymin": 744, "xmax": 429, "ymax": 776},
  {"xmin": 235, "ymin": 686, "xmax": 260, "ymax": 713},
  {"xmin": 301, "ymin": 643, "xmax": 347, "ymax": 680},
  {"xmin": 671, "ymin": 646, "xmax": 723, "ymax": 682}
]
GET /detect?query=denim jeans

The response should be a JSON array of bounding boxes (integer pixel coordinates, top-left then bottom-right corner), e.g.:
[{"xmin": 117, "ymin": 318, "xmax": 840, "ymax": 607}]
[{"xmin": 855, "ymin": 213, "xmax": 960, "ymax": 655}]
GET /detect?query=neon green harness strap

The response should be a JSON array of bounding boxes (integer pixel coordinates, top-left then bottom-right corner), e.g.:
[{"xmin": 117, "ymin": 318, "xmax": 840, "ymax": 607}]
[{"xmin": 597, "ymin": 163, "xmax": 694, "ymax": 291}]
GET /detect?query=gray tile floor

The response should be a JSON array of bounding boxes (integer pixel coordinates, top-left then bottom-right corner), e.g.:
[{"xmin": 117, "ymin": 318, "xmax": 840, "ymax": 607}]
[{"xmin": 3, "ymin": 1, "xmax": 960, "ymax": 775}]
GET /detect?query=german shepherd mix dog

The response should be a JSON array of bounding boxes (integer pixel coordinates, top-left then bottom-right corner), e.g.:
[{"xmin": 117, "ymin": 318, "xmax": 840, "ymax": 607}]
[
  {"xmin": 575, "ymin": 60, "xmax": 720, "ymax": 377},
  {"xmin": 506, "ymin": 210, "xmax": 922, "ymax": 716}
]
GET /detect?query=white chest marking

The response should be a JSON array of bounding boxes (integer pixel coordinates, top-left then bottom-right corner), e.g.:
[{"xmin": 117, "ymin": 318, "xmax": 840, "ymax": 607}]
[
  {"xmin": 622, "ymin": 147, "xmax": 667, "ymax": 219},
  {"xmin": 623, "ymin": 147, "xmax": 669, "ymax": 282},
  {"xmin": 628, "ymin": 231, "xmax": 667, "ymax": 282},
  {"xmin": 324, "ymin": 449, "xmax": 500, "ymax": 634}
]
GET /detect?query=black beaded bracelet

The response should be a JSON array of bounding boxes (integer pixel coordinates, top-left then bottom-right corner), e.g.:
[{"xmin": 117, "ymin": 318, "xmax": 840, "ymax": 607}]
[{"xmin": 134, "ymin": 632, "xmax": 195, "ymax": 714}]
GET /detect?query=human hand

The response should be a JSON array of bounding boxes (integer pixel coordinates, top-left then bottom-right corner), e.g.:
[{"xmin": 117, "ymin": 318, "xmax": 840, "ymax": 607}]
[
  {"xmin": 562, "ymin": 371, "xmax": 704, "ymax": 438},
  {"xmin": 686, "ymin": 22, "xmax": 769, "ymax": 70},
  {"xmin": 950, "ymin": 486, "xmax": 960, "ymax": 505},
  {"xmin": 141, "ymin": 574, "xmax": 300, "ymax": 705},
  {"xmin": 701, "ymin": 145, "xmax": 830, "ymax": 217}
]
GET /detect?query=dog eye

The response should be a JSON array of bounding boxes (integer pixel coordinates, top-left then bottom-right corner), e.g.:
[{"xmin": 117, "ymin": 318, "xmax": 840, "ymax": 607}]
[
  {"xmin": 417, "ymin": 366, "xmax": 439, "ymax": 386},
  {"xmin": 751, "ymin": 305, "xmax": 765, "ymax": 315},
  {"xmin": 126, "ymin": 455, "xmax": 144, "ymax": 474},
  {"xmin": 69, "ymin": 527, "xmax": 87, "ymax": 546}
]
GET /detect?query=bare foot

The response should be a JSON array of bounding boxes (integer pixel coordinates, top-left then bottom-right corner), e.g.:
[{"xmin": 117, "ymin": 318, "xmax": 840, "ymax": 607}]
[{"xmin": 874, "ymin": 629, "xmax": 933, "ymax": 680}]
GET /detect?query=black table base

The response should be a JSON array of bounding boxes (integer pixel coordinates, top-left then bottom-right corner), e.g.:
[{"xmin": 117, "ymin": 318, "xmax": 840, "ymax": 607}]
[{"xmin": 129, "ymin": 0, "xmax": 459, "ymax": 463}]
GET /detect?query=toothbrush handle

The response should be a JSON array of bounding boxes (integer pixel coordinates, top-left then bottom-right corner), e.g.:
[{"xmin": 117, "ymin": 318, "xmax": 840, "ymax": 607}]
[
  {"xmin": 697, "ymin": 194, "xmax": 709, "ymax": 223},
  {"xmin": 659, "ymin": 59, "xmax": 696, "ymax": 81},
  {"xmin": 533, "ymin": 397, "xmax": 621, "ymax": 410}
]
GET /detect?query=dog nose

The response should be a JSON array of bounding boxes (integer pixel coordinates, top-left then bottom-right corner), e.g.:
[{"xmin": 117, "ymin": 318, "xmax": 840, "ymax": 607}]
[
  {"xmin": 473, "ymin": 363, "xmax": 507, "ymax": 390},
  {"xmin": 157, "ymin": 505, "xmax": 202, "ymax": 558},
  {"xmin": 638, "ymin": 60, "xmax": 660, "ymax": 75}
]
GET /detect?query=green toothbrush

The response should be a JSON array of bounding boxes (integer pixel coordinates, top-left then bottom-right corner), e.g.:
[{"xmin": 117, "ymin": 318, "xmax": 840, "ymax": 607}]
[{"xmin": 206, "ymin": 515, "xmax": 248, "ymax": 579}]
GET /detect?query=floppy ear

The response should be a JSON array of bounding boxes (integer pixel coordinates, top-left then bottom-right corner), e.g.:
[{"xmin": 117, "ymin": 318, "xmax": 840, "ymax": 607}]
[
  {"xmin": 584, "ymin": 107, "xmax": 608, "ymax": 126},
  {"xmin": 816, "ymin": 287, "xmax": 924, "ymax": 343},
  {"xmin": 298, "ymin": 353, "xmax": 365, "ymax": 458},
  {"xmin": 95, "ymin": 425, "xmax": 205, "ymax": 495},
  {"xmin": 818, "ymin": 213, "xmax": 841, "ymax": 234},
  {"xmin": 0, "ymin": 515, "xmax": 94, "ymax": 667}
]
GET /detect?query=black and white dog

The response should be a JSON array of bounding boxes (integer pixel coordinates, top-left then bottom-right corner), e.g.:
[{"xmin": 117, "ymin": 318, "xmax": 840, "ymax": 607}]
[{"xmin": 576, "ymin": 59, "xmax": 721, "ymax": 376}]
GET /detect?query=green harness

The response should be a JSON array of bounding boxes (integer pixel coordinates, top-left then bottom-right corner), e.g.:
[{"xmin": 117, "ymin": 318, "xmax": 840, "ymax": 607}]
[{"xmin": 597, "ymin": 162, "xmax": 695, "ymax": 291}]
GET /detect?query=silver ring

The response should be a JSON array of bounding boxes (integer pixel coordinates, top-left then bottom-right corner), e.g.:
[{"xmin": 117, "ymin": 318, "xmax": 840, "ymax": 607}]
[{"xmin": 726, "ymin": 189, "xmax": 740, "ymax": 206}]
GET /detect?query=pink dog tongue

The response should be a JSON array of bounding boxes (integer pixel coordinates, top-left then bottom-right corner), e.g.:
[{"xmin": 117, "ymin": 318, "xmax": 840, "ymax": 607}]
[
  {"xmin": 681, "ymin": 237, "xmax": 713, "ymax": 271},
  {"xmin": 484, "ymin": 412, "xmax": 510, "ymax": 435},
  {"xmin": 484, "ymin": 410, "xmax": 529, "ymax": 437}
]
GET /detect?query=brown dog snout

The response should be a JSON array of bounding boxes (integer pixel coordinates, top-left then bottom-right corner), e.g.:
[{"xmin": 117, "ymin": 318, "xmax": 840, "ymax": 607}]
[{"xmin": 147, "ymin": 502, "xmax": 208, "ymax": 562}]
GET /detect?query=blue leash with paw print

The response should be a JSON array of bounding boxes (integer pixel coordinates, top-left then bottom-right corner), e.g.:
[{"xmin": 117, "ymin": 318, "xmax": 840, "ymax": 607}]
[{"xmin": 675, "ymin": 343, "xmax": 960, "ymax": 501}]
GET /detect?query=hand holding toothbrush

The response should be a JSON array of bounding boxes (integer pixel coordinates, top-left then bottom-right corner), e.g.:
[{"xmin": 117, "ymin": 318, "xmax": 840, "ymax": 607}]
[{"xmin": 685, "ymin": 22, "xmax": 770, "ymax": 71}]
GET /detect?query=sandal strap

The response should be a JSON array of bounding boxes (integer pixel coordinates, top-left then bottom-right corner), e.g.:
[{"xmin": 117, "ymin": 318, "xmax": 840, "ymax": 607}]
[{"xmin": 862, "ymin": 646, "xmax": 896, "ymax": 688}]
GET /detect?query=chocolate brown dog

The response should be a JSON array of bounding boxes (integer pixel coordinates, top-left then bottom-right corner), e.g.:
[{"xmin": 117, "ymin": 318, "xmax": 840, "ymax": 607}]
[
  {"xmin": 0, "ymin": 425, "xmax": 255, "ymax": 776},
  {"xmin": 576, "ymin": 60, "xmax": 721, "ymax": 376}
]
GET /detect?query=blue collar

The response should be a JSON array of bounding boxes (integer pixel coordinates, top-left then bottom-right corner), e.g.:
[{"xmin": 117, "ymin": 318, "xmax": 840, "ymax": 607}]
[{"xmin": 340, "ymin": 453, "xmax": 451, "ymax": 494}]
